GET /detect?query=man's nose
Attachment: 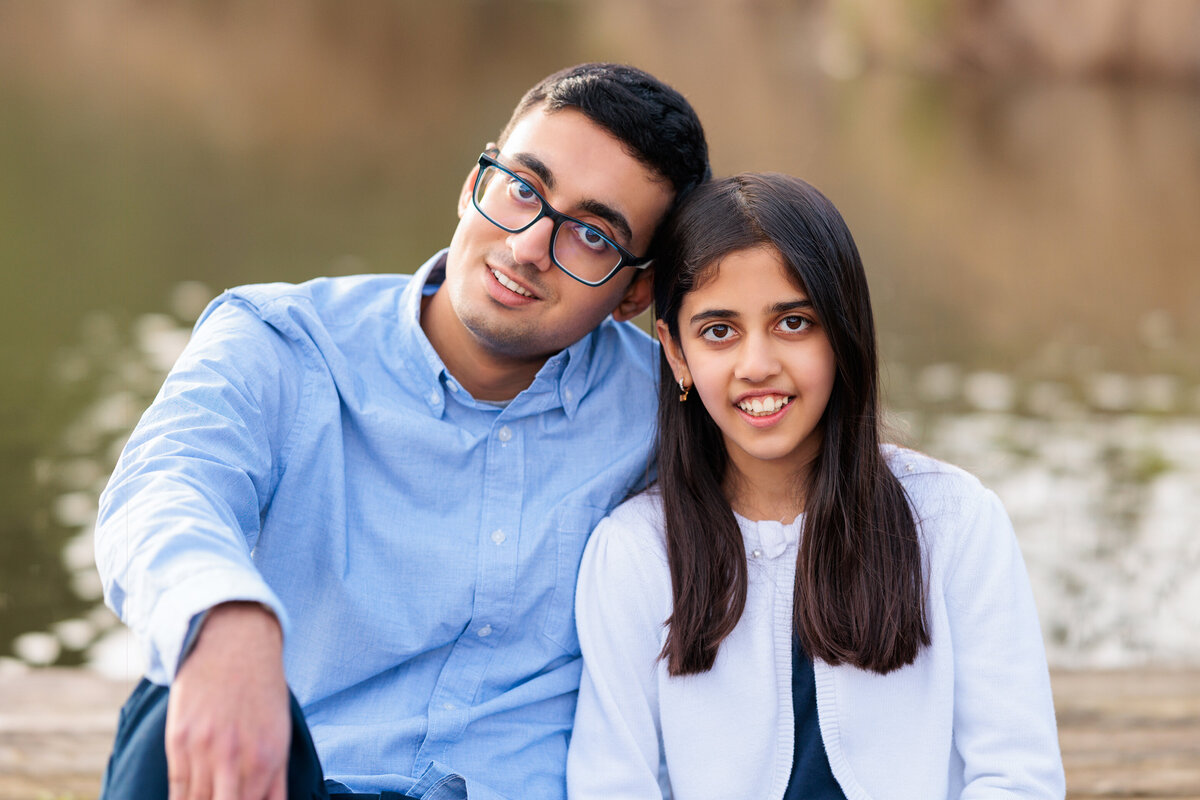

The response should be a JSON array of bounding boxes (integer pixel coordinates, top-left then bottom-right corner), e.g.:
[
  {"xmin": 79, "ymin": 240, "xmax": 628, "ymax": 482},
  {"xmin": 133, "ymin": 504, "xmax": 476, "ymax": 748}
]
[{"xmin": 507, "ymin": 217, "xmax": 556, "ymax": 272}]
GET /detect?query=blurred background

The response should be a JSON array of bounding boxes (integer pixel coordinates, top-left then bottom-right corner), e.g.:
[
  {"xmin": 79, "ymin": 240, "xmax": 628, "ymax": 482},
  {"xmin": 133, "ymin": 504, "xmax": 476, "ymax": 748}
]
[{"xmin": 1, "ymin": 0, "xmax": 1198, "ymax": 679}]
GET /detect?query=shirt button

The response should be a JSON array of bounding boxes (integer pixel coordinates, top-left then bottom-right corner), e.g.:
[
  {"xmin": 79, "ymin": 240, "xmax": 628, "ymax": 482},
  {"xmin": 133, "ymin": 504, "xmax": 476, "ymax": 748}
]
[
  {"xmin": 497, "ymin": 426, "xmax": 512, "ymax": 442},
  {"xmin": 905, "ymin": 463, "xmax": 915, "ymax": 472},
  {"xmin": 442, "ymin": 702, "xmax": 456, "ymax": 711},
  {"xmin": 491, "ymin": 529, "xmax": 507, "ymax": 545},
  {"xmin": 429, "ymin": 390, "xmax": 441, "ymax": 405},
  {"xmin": 477, "ymin": 624, "xmax": 493, "ymax": 637},
  {"xmin": 446, "ymin": 380, "xmax": 459, "ymax": 393},
  {"xmin": 751, "ymin": 549, "xmax": 762, "ymax": 559},
  {"xmin": 564, "ymin": 388, "xmax": 574, "ymax": 403}
]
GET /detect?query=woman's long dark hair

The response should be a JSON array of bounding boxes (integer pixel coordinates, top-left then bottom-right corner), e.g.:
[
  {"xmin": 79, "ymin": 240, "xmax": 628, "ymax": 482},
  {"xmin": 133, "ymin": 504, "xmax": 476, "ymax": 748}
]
[{"xmin": 654, "ymin": 173, "xmax": 929, "ymax": 676}]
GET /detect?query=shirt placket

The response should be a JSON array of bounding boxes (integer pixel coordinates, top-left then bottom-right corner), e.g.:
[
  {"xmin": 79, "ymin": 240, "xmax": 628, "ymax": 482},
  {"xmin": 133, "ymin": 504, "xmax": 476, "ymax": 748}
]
[{"xmin": 416, "ymin": 411, "xmax": 525, "ymax": 763}]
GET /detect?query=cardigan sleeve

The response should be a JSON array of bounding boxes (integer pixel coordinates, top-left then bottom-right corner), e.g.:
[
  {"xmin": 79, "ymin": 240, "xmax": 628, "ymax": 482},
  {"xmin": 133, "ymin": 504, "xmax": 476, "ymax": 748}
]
[
  {"xmin": 567, "ymin": 504, "xmax": 673, "ymax": 800},
  {"xmin": 943, "ymin": 487, "xmax": 1066, "ymax": 797}
]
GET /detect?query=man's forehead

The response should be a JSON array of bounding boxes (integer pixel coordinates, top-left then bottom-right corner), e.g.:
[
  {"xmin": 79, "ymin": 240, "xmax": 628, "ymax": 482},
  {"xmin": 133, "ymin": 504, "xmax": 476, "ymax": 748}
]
[{"xmin": 498, "ymin": 107, "xmax": 660, "ymax": 189}]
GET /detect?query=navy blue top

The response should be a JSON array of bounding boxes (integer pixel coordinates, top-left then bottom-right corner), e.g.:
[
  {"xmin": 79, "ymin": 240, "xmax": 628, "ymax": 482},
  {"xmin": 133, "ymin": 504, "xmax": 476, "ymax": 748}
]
[{"xmin": 782, "ymin": 635, "xmax": 847, "ymax": 799}]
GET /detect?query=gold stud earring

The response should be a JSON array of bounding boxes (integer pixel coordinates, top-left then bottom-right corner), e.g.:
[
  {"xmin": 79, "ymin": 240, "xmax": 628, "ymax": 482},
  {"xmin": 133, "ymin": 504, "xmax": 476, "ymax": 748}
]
[{"xmin": 678, "ymin": 378, "xmax": 690, "ymax": 402}]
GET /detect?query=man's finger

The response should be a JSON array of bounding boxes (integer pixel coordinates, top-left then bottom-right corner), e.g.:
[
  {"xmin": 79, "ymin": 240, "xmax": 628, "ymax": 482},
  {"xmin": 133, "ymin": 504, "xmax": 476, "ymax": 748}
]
[
  {"xmin": 166, "ymin": 746, "xmax": 189, "ymax": 800},
  {"xmin": 266, "ymin": 768, "xmax": 286, "ymax": 800},
  {"xmin": 211, "ymin": 762, "xmax": 239, "ymax": 800},
  {"xmin": 186, "ymin": 762, "xmax": 215, "ymax": 800},
  {"xmin": 168, "ymin": 774, "xmax": 188, "ymax": 800}
]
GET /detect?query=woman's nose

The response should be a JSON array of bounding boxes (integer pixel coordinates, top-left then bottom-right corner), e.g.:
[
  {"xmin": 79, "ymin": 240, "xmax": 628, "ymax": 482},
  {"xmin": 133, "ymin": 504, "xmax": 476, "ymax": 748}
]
[{"xmin": 734, "ymin": 334, "xmax": 781, "ymax": 383}]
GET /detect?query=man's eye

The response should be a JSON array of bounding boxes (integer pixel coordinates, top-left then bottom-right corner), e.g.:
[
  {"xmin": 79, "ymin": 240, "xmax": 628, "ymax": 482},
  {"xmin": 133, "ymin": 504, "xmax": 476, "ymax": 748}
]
[
  {"xmin": 571, "ymin": 223, "xmax": 611, "ymax": 254},
  {"xmin": 507, "ymin": 177, "xmax": 539, "ymax": 205},
  {"xmin": 701, "ymin": 324, "xmax": 732, "ymax": 341}
]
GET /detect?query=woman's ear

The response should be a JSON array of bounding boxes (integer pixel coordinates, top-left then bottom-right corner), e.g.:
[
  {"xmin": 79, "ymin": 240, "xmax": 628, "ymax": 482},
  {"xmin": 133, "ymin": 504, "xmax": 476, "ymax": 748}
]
[{"xmin": 655, "ymin": 318, "xmax": 691, "ymax": 387}]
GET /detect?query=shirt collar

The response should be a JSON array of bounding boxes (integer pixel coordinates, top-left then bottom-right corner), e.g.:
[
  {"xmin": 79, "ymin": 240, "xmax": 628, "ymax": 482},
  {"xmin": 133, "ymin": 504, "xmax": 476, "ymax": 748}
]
[
  {"xmin": 527, "ymin": 336, "xmax": 591, "ymax": 420},
  {"xmin": 397, "ymin": 250, "xmax": 453, "ymax": 416},
  {"xmin": 398, "ymin": 249, "xmax": 597, "ymax": 420},
  {"xmin": 735, "ymin": 512, "xmax": 803, "ymax": 560}
]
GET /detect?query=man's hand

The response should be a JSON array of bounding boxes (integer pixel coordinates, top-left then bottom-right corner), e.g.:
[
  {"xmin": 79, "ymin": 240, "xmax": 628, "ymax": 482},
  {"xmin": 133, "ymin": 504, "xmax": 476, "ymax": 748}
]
[{"xmin": 166, "ymin": 602, "xmax": 291, "ymax": 800}]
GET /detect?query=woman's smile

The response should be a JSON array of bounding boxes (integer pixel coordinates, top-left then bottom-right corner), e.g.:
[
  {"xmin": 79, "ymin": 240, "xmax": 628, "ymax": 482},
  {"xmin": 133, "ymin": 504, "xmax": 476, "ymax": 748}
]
[{"xmin": 734, "ymin": 392, "xmax": 795, "ymax": 424}]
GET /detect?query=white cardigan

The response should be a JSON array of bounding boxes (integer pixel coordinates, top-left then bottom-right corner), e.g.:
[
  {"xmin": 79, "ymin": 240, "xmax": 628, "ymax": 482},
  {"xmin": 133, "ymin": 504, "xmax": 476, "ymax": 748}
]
[{"xmin": 566, "ymin": 447, "xmax": 1064, "ymax": 800}]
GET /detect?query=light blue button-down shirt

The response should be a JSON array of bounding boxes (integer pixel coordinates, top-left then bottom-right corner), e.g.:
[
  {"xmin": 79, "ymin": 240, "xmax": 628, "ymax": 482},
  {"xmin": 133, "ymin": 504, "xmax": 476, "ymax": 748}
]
[{"xmin": 95, "ymin": 251, "xmax": 659, "ymax": 800}]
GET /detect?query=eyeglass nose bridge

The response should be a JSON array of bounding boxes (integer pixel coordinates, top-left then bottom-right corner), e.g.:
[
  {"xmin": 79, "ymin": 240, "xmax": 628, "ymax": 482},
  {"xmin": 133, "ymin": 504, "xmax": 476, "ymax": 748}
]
[
  {"xmin": 512, "ymin": 195, "xmax": 568, "ymax": 239},
  {"xmin": 473, "ymin": 168, "xmax": 598, "ymax": 275},
  {"xmin": 471, "ymin": 164, "xmax": 557, "ymax": 234},
  {"xmin": 478, "ymin": 190, "xmax": 575, "ymax": 275},
  {"xmin": 508, "ymin": 211, "xmax": 565, "ymax": 273},
  {"xmin": 471, "ymin": 153, "xmax": 645, "ymax": 287}
]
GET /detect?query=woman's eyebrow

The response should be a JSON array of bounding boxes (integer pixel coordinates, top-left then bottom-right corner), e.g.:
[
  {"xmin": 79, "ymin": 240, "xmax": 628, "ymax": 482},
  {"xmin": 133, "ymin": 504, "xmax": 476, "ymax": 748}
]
[
  {"xmin": 688, "ymin": 308, "xmax": 739, "ymax": 325},
  {"xmin": 770, "ymin": 299, "xmax": 813, "ymax": 314},
  {"xmin": 688, "ymin": 299, "xmax": 813, "ymax": 326}
]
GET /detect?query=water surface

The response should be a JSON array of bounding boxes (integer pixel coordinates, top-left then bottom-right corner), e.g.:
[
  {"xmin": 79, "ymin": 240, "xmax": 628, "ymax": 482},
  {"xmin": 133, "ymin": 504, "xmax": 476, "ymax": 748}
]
[{"xmin": 2, "ymin": 4, "xmax": 1198, "ymax": 672}]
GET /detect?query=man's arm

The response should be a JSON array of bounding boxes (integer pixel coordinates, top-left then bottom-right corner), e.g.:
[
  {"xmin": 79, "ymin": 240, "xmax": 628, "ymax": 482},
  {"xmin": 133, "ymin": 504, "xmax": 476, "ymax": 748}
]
[
  {"xmin": 167, "ymin": 602, "xmax": 290, "ymax": 800},
  {"xmin": 96, "ymin": 298, "xmax": 300, "ymax": 681},
  {"xmin": 96, "ymin": 297, "xmax": 306, "ymax": 799}
]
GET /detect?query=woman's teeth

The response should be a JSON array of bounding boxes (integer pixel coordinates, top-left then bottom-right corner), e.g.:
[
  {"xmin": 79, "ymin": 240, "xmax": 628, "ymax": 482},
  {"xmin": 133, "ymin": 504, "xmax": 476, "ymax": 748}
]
[
  {"xmin": 737, "ymin": 395, "xmax": 792, "ymax": 416},
  {"xmin": 493, "ymin": 269, "xmax": 534, "ymax": 297}
]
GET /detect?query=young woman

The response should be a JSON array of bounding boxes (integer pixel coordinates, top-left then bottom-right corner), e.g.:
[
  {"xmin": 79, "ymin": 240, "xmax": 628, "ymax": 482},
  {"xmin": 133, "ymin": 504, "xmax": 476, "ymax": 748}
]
[{"xmin": 566, "ymin": 174, "xmax": 1064, "ymax": 799}]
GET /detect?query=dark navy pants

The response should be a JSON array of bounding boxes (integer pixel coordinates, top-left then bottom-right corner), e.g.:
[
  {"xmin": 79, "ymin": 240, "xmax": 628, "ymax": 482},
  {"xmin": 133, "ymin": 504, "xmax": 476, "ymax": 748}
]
[{"xmin": 100, "ymin": 678, "xmax": 417, "ymax": 800}]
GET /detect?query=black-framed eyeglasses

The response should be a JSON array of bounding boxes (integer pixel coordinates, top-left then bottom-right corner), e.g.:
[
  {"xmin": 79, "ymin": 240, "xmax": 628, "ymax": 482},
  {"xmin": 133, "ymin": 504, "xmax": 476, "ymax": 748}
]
[{"xmin": 471, "ymin": 152, "xmax": 652, "ymax": 287}]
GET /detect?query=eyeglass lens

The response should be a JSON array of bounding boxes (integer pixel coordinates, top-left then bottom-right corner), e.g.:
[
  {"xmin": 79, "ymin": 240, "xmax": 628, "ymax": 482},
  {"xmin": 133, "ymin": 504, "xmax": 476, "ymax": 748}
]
[{"xmin": 473, "ymin": 165, "xmax": 621, "ymax": 283}]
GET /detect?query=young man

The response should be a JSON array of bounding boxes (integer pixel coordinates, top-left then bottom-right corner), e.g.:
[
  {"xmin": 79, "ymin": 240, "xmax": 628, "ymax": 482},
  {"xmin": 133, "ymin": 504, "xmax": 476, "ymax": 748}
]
[{"xmin": 95, "ymin": 63, "xmax": 709, "ymax": 800}]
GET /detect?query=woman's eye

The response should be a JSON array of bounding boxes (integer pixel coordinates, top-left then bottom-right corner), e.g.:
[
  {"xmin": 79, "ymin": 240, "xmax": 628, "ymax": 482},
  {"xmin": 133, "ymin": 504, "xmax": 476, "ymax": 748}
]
[
  {"xmin": 779, "ymin": 315, "xmax": 811, "ymax": 333},
  {"xmin": 701, "ymin": 324, "xmax": 732, "ymax": 342}
]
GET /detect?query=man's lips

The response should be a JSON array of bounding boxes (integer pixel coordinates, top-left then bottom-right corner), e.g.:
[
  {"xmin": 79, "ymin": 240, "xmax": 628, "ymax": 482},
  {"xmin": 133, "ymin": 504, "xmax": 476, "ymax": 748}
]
[{"xmin": 488, "ymin": 266, "xmax": 540, "ymax": 300}]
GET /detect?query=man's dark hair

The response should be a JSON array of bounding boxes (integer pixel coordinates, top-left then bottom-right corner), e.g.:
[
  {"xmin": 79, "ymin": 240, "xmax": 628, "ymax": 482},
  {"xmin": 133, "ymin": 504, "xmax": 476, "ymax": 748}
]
[{"xmin": 498, "ymin": 63, "xmax": 711, "ymax": 206}]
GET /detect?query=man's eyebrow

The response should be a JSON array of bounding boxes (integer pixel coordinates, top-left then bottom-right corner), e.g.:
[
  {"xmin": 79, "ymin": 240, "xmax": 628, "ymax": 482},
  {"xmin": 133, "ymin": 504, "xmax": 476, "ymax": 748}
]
[
  {"xmin": 510, "ymin": 152, "xmax": 634, "ymax": 246},
  {"xmin": 512, "ymin": 153, "xmax": 555, "ymax": 190},
  {"xmin": 578, "ymin": 200, "xmax": 633, "ymax": 247}
]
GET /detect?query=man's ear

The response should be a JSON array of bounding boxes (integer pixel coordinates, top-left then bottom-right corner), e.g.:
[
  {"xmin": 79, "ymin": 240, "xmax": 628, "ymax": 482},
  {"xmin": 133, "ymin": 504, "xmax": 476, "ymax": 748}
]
[
  {"xmin": 458, "ymin": 143, "xmax": 496, "ymax": 217},
  {"xmin": 655, "ymin": 318, "xmax": 690, "ymax": 387},
  {"xmin": 457, "ymin": 165, "xmax": 479, "ymax": 218},
  {"xmin": 457, "ymin": 143, "xmax": 494, "ymax": 217},
  {"xmin": 612, "ymin": 268, "xmax": 654, "ymax": 322}
]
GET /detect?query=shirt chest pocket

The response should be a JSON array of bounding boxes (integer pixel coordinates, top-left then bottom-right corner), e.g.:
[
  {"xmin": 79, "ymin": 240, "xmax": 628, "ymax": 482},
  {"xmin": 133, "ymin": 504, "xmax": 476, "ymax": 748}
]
[{"xmin": 542, "ymin": 504, "xmax": 606, "ymax": 655}]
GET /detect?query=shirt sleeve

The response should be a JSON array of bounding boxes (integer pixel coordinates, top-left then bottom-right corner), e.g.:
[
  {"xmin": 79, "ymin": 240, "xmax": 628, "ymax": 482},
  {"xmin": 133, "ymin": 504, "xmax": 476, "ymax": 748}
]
[
  {"xmin": 567, "ymin": 508, "xmax": 672, "ymax": 800},
  {"xmin": 94, "ymin": 296, "xmax": 306, "ymax": 684},
  {"xmin": 943, "ymin": 487, "xmax": 1066, "ymax": 797}
]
